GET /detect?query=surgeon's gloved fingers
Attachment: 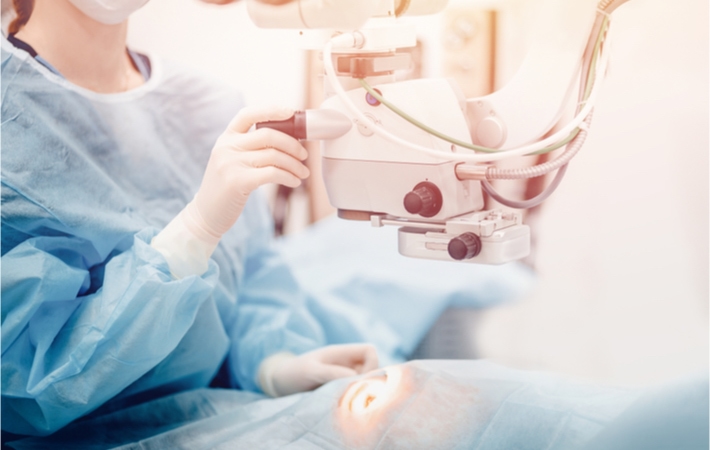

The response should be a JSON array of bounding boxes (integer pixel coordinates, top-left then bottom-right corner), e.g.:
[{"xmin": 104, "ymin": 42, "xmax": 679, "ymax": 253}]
[
  {"xmin": 235, "ymin": 128, "xmax": 308, "ymax": 160},
  {"xmin": 253, "ymin": 166, "xmax": 303, "ymax": 189},
  {"xmin": 227, "ymin": 105, "xmax": 295, "ymax": 134},
  {"xmin": 358, "ymin": 345, "xmax": 380, "ymax": 373},
  {"xmin": 270, "ymin": 356, "xmax": 320, "ymax": 396},
  {"xmin": 318, "ymin": 344, "xmax": 380, "ymax": 374},
  {"xmin": 246, "ymin": 149, "xmax": 310, "ymax": 179},
  {"xmin": 310, "ymin": 364, "xmax": 359, "ymax": 386},
  {"xmin": 273, "ymin": 363, "xmax": 358, "ymax": 396}
]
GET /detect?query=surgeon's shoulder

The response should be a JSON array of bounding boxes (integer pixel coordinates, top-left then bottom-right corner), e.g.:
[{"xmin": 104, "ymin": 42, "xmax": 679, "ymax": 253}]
[
  {"xmin": 1, "ymin": 46, "xmax": 12, "ymax": 66},
  {"xmin": 1, "ymin": 37, "xmax": 19, "ymax": 65},
  {"xmin": 1, "ymin": 44, "xmax": 26, "ymax": 100},
  {"xmin": 155, "ymin": 58, "xmax": 245, "ymax": 122},
  {"xmin": 1, "ymin": 49, "xmax": 30, "ymax": 126}
]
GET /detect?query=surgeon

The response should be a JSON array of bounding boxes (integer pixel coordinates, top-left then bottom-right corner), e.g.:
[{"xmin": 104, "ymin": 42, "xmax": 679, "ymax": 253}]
[{"xmin": 1, "ymin": 0, "xmax": 378, "ymax": 437}]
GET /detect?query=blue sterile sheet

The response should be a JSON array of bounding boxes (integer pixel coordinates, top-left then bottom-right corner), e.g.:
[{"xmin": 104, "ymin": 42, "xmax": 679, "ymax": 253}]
[
  {"xmin": 6, "ymin": 360, "xmax": 707, "ymax": 449},
  {"xmin": 275, "ymin": 216, "xmax": 537, "ymax": 365}
]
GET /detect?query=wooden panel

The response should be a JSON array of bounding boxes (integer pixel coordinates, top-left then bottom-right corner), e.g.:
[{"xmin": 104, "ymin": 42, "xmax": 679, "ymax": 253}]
[{"xmin": 441, "ymin": 8, "xmax": 496, "ymax": 97}]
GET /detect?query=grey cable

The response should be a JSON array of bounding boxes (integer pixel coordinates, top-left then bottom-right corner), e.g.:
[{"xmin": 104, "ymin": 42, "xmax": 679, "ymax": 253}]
[
  {"xmin": 482, "ymin": 164, "xmax": 569, "ymax": 209},
  {"xmin": 482, "ymin": 2, "xmax": 609, "ymax": 181},
  {"xmin": 485, "ymin": 112, "xmax": 593, "ymax": 180},
  {"xmin": 466, "ymin": 0, "xmax": 632, "ymax": 207},
  {"xmin": 604, "ymin": 0, "xmax": 632, "ymax": 14},
  {"xmin": 480, "ymin": 112, "xmax": 592, "ymax": 207}
]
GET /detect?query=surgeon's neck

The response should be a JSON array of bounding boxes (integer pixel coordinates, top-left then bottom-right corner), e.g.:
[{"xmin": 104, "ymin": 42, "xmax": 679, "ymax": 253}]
[{"xmin": 14, "ymin": 0, "xmax": 144, "ymax": 93}]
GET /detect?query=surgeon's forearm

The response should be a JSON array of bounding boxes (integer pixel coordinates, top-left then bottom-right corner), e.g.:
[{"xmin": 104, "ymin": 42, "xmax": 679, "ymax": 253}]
[{"xmin": 151, "ymin": 202, "xmax": 220, "ymax": 279}]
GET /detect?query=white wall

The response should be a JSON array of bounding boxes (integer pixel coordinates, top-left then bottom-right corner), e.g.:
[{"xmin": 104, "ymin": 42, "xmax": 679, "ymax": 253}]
[
  {"xmin": 128, "ymin": 0, "xmax": 306, "ymax": 108},
  {"xmin": 128, "ymin": 0, "xmax": 709, "ymax": 386},
  {"xmin": 476, "ymin": 0, "xmax": 709, "ymax": 386}
]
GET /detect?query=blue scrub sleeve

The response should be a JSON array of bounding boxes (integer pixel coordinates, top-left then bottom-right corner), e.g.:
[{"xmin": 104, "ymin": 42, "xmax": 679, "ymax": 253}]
[
  {"xmin": 211, "ymin": 189, "xmax": 329, "ymax": 393},
  {"xmin": 1, "ymin": 229, "xmax": 220, "ymax": 436},
  {"xmin": 227, "ymin": 230, "xmax": 327, "ymax": 393}
]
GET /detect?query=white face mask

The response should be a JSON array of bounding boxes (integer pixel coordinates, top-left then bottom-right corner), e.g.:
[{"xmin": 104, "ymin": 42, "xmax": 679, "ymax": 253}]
[{"xmin": 68, "ymin": 0, "xmax": 150, "ymax": 25}]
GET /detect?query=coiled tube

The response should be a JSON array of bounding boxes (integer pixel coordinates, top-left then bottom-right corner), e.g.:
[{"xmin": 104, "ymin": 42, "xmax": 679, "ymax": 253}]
[{"xmin": 485, "ymin": 112, "xmax": 593, "ymax": 180}]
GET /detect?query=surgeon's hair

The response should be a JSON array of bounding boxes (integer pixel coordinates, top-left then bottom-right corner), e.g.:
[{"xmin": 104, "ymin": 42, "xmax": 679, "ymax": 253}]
[{"xmin": 8, "ymin": 0, "xmax": 33, "ymax": 35}]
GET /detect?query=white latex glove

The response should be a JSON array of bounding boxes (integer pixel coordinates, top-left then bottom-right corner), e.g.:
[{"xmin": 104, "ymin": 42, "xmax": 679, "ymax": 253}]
[
  {"xmin": 258, "ymin": 344, "xmax": 379, "ymax": 397},
  {"xmin": 152, "ymin": 106, "xmax": 309, "ymax": 278}
]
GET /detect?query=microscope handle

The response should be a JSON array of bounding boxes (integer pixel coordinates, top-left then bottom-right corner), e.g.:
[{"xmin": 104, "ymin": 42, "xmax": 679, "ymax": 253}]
[{"xmin": 256, "ymin": 109, "xmax": 352, "ymax": 141}]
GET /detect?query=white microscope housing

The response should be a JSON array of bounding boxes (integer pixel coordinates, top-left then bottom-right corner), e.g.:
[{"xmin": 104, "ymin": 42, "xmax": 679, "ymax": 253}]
[{"xmin": 246, "ymin": 0, "xmax": 603, "ymax": 264}]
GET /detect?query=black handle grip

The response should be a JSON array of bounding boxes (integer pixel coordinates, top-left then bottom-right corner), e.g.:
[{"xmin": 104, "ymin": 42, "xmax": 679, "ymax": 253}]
[{"xmin": 255, "ymin": 110, "xmax": 306, "ymax": 140}]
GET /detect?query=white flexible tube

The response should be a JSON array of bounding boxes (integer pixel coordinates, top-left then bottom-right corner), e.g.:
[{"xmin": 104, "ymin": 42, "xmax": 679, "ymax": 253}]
[
  {"xmin": 323, "ymin": 25, "xmax": 611, "ymax": 163},
  {"xmin": 482, "ymin": 164, "xmax": 569, "ymax": 209},
  {"xmin": 485, "ymin": 112, "xmax": 593, "ymax": 179},
  {"xmin": 473, "ymin": 11, "xmax": 606, "ymax": 180}
]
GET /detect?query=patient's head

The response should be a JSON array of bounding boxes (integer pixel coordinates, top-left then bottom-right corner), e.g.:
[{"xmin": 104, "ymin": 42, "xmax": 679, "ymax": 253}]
[{"xmin": 333, "ymin": 362, "xmax": 481, "ymax": 449}]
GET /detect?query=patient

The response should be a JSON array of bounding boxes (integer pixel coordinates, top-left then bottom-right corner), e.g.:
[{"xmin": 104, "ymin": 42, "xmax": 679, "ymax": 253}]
[{"xmin": 7, "ymin": 360, "xmax": 707, "ymax": 449}]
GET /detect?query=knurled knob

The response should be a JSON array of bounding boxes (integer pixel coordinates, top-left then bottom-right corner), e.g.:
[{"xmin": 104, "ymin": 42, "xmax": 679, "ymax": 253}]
[
  {"xmin": 403, "ymin": 182, "xmax": 442, "ymax": 218},
  {"xmin": 448, "ymin": 232, "xmax": 482, "ymax": 260}
]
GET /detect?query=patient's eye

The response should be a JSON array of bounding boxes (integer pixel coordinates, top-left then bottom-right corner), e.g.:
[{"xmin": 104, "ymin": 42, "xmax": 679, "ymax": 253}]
[{"xmin": 340, "ymin": 367, "xmax": 403, "ymax": 416}]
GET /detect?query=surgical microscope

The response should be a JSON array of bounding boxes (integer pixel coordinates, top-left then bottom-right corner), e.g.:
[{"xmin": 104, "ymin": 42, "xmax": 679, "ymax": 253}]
[{"xmin": 250, "ymin": 0, "xmax": 624, "ymax": 265}]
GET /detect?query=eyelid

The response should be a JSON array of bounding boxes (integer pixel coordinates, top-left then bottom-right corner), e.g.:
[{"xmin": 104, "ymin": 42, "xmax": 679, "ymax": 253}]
[
  {"xmin": 347, "ymin": 383, "xmax": 369, "ymax": 412},
  {"xmin": 339, "ymin": 366, "xmax": 404, "ymax": 417},
  {"xmin": 351, "ymin": 375, "xmax": 391, "ymax": 413}
]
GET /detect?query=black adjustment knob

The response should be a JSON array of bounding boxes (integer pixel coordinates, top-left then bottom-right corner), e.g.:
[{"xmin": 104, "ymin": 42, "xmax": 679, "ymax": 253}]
[
  {"xmin": 403, "ymin": 182, "xmax": 442, "ymax": 218},
  {"xmin": 448, "ymin": 232, "xmax": 482, "ymax": 260}
]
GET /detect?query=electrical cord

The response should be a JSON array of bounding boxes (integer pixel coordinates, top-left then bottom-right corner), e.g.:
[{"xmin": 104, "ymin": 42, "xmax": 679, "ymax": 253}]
[
  {"xmin": 482, "ymin": 164, "xmax": 569, "ymax": 209},
  {"xmin": 358, "ymin": 79, "xmax": 581, "ymax": 155},
  {"xmin": 476, "ymin": 9, "xmax": 602, "ymax": 207},
  {"xmin": 480, "ymin": 112, "xmax": 592, "ymax": 208},
  {"xmin": 482, "ymin": 91, "xmax": 596, "ymax": 180},
  {"xmin": 320, "ymin": 0, "xmax": 625, "ymax": 209},
  {"xmin": 463, "ymin": 9, "xmax": 610, "ymax": 182},
  {"xmin": 475, "ymin": 0, "xmax": 627, "ymax": 206},
  {"xmin": 469, "ymin": 1, "xmax": 613, "ymax": 207},
  {"xmin": 601, "ymin": 0, "xmax": 631, "ymax": 14},
  {"xmin": 356, "ymin": 10, "xmax": 607, "ymax": 159},
  {"xmin": 335, "ymin": 1, "xmax": 610, "ymax": 158},
  {"xmin": 322, "ymin": 17, "xmax": 611, "ymax": 163}
]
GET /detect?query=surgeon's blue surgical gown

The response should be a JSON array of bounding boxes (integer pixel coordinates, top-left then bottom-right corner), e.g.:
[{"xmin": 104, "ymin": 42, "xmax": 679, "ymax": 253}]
[
  {"xmin": 0, "ymin": 39, "xmax": 339, "ymax": 436},
  {"xmin": 1, "ymin": 37, "xmax": 536, "ymax": 439}
]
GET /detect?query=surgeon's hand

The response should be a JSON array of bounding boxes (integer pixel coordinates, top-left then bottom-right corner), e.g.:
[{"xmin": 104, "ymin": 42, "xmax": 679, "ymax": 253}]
[
  {"xmin": 190, "ymin": 105, "xmax": 309, "ymax": 239},
  {"xmin": 151, "ymin": 106, "xmax": 308, "ymax": 278},
  {"xmin": 258, "ymin": 344, "xmax": 380, "ymax": 397}
]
